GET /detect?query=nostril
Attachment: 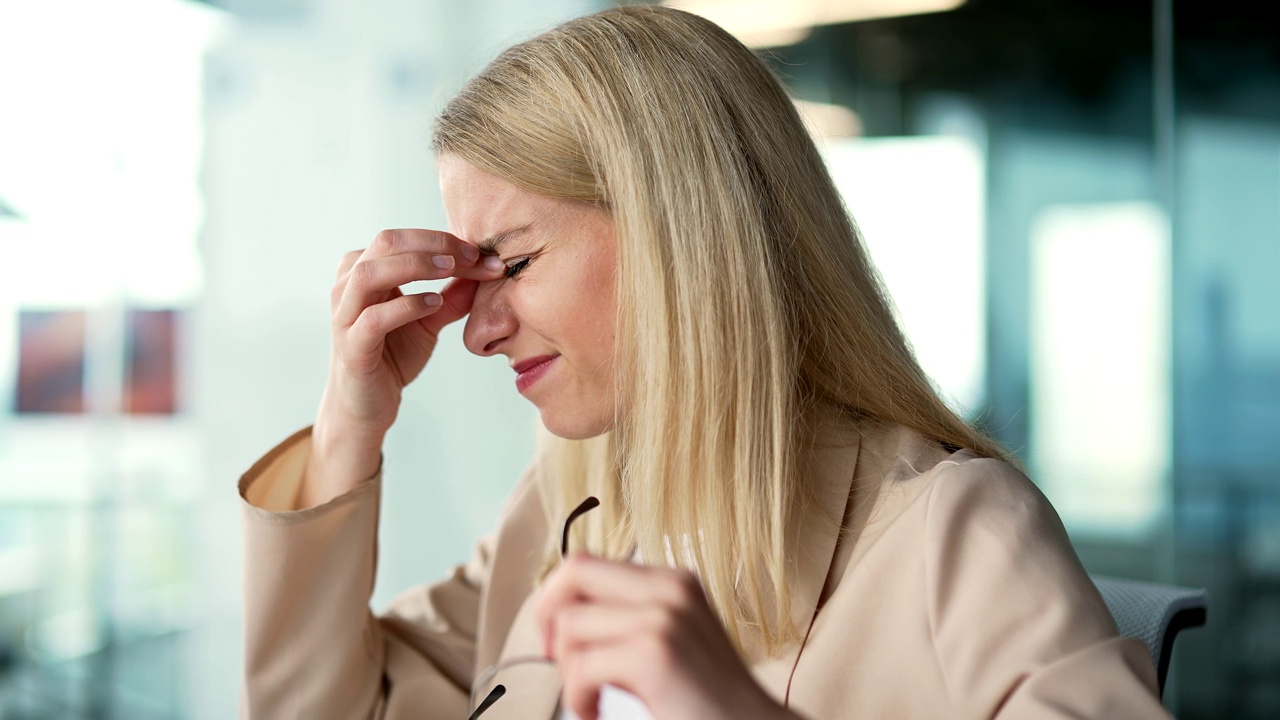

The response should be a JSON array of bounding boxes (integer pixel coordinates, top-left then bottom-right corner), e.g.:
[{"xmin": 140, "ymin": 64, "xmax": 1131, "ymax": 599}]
[{"xmin": 483, "ymin": 339, "xmax": 502, "ymax": 355}]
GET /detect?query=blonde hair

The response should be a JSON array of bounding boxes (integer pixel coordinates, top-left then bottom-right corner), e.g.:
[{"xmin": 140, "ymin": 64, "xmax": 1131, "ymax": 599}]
[{"xmin": 433, "ymin": 5, "xmax": 1008, "ymax": 654}]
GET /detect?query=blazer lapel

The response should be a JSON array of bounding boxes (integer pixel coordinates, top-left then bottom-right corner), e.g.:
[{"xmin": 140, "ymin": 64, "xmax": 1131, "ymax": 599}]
[
  {"xmin": 747, "ymin": 423, "xmax": 862, "ymax": 702},
  {"xmin": 470, "ymin": 594, "xmax": 562, "ymax": 720},
  {"xmin": 473, "ymin": 413, "xmax": 863, "ymax": 718}
]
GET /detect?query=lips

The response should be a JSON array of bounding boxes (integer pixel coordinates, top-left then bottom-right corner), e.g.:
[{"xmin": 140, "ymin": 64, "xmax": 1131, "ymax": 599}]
[
  {"xmin": 512, "ymin": 355, "xmax": 557, "ymax": 374},
  {"xmin": 513, "ymin": 355, "xmax": 558, "ymax": 393}
]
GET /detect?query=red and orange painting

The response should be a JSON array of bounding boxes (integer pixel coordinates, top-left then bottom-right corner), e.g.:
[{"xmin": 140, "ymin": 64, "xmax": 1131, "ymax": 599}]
[{"xmin": 16, "ymin": 310, "xmax": 87, "ymax": 413}]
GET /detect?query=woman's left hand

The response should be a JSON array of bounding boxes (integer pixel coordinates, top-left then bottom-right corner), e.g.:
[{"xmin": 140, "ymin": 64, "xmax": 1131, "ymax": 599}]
[{"xmin": 532, "ymin": 552, "xmax": 803, "ymax": 720}]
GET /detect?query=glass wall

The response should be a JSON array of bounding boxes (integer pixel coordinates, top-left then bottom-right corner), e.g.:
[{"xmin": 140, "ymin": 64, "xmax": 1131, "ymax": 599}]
[
  {"xmin": 0, "ymin": 0, "xmax": 1276, "ymax": 717},
  {"xmin": 741, "ymin": 0, "xmax": 1279, "ymax": 716}
]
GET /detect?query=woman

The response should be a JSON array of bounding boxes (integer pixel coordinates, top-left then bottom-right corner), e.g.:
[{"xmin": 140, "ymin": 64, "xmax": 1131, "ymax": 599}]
[{"xmin": 239, "ymin": 6, "xmax": 1170, "ymax": 719}]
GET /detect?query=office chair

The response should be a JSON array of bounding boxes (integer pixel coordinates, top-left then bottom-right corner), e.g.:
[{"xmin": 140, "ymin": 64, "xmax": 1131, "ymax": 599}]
[{"xmin": 1091, "ymin": 575, "xmax": 1208, "ymax": 696}]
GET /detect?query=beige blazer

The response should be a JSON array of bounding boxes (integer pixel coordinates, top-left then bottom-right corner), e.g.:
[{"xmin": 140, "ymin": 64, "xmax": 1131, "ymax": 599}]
[{"xmin": 239, "ymin": 421, "xmax": 1170, "ymax": 719}]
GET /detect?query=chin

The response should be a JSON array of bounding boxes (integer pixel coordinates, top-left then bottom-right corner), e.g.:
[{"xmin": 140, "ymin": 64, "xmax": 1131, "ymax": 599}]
[{"xmin": 539, "ymin": 408, "xmax": 613, "ymax": 440}]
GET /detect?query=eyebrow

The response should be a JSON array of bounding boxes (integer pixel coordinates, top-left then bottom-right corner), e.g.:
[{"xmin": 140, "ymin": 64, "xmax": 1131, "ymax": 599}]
[{"xmin": 475, "ymin": 224, "xmax": 532, "ymax": 255}]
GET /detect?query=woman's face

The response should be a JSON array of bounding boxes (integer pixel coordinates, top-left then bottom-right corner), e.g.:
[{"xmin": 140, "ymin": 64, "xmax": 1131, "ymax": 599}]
[{"xmin": 439, "ymin": 155, "xmax": 618, "ymax": 439}]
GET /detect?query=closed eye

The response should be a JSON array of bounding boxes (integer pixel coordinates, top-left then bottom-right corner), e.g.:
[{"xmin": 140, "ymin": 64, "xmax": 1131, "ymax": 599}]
[{"xmin": 504, "ymin": 257, "xmax": 531, "ymax": 280}]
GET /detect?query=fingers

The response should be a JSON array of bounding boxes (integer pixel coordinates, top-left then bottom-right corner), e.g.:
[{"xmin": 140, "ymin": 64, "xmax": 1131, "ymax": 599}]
[
  {"xmin": 559, "ymin": 642, "xmax": 652, "ymax": 720},
  {"xmin": 554, "ymin": 608, "xmax": 632, "ymax": 720},
  {"xmin": 345, "ymin": 292, "xmax": 446, "ymax": 368},
  {"xmin": 537, "ymin": 555, "xmax": 771, "ymax": 720},
  {"xmin": 337, "ymin": 249, "xmax": 363, "ymax": 278},
  {"xmin": 551, "ymin": 603, "xmax": 673, "ymax": 662},
  {"xmin": 534, "ymin": 554, "xmax": 705, "ymax": 652},
  {"xmin": 336, "ymin": 253, "xmax": 455, "ymax": 326},
  {"xmin": 416, "ymin": 277, "xmax": 480, "ymax": 337},
  {"xmin": 342, "ymin": 279, "xmax": 480, "ymax": 372},
  {"xmin": 333, "ymin": 229, "xmax": 504, "ymax": 326},
  {"xmin": 367, "ymin": 228, "xmax": 474, "ymax": 261},
  {"xmin": 363, "ymin": 228, "xmax": 505, "ymax": 281}
]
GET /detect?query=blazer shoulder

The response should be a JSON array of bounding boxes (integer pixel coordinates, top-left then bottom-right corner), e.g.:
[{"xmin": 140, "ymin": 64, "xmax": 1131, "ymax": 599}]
[
  {"xmin": 923, "ymin": 454, "xmax": 1067, "ymax": 549},
  {"xmin": 850, "ymin": 416, "xmax": 1048, "ymax": 538},
  {"xmin": 914, "ymin": 457, "xmax": 1166, "ymax": 718},
  {"xmin": 919, "ymin": 452, "xmax": 1117, "ymax": 647}
]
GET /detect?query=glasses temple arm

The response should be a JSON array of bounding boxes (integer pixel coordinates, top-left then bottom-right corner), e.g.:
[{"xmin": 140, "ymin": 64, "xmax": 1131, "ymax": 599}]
[
  {"xmin": 467, "ymin": 684, "xmax": 506, "ymax": 719},
  {"xmin": 561, "ymin": 496, "xmax": 600, "ymax": 557}
]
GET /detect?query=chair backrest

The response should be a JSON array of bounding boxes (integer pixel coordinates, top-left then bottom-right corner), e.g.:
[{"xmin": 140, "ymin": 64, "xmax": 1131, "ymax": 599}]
[{"xmin": 1091, "ymin": 575, "xmax": 1208, "ymax": 696}]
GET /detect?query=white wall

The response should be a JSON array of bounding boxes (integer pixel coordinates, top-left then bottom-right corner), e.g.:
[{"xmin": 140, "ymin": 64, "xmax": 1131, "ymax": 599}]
[{"xmin": 189, "ymin": 0, "xmax": 599, "ymax": 716}]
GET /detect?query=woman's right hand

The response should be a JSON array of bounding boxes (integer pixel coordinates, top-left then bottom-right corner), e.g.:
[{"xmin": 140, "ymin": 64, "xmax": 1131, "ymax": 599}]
[{"xmin": 299, "ymin": 229, "xmax": 506, "ymax": 509}]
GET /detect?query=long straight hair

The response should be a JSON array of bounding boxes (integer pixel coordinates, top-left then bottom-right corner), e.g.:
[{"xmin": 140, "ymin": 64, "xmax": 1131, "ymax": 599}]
[{"xmin": 433, "ymin": 5, "xmax": 1008, "ymax": 655}]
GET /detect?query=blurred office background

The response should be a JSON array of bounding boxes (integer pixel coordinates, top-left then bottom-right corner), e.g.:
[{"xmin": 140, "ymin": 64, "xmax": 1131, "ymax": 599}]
[{"xmin": 0, "ymin": 0, "xmax": 1276, "ymax": 717}]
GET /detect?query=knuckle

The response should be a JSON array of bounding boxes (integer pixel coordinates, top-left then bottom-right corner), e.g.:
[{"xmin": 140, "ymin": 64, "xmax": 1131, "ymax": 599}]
[
  {"xmin": 679, "ymin": 569, "xmax": 703, "ymax": 593},
  {"xmin": 650, "ymin": 607, "xmax": 680, "ymax": 640},
  {"xmin": 562, "ymin": 552, "xmax": 589, "ymax": 573},
  {"xmin": 371, "ymin": 229, "xmax": 398, "ymax": 253},
  {"xmin": 424, "ymin": 229, "xmax": 449, "ymax": 249},
  {"xmin": 407, "ymin": 252, "xmax": 434, "ymax": 275},
  {"xmin": 355, "ymin": 308, "xmax": 385, "ymax": 338},
  {"xmin": 667, "ymin": 569, "xmax": 700, "ymax": 602},
  {"xmin": 558, "ymin": 604, "xmax": 582, "ymax": 629},
  {"xmin": 337, "ymin": 250, "xmax": 362, "ymax": 277},
  {"xmin": 349, "ymin": 259, "xmax": 377, "ymax": 288}
]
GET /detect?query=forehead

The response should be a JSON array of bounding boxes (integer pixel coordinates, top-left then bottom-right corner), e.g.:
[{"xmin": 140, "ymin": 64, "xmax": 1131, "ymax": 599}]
[{"xmin": 438, "ymin": 155, "xmax": 554, "ymax": 240}]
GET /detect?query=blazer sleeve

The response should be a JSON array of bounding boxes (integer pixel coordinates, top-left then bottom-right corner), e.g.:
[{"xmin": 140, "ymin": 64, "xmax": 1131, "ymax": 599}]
[
  {"xmin": 238, "ymin": 427, "xmax": 537, "ymax": 719},
  {"xmin": 923, "ymin": 458, "xmax": 1172, "ymax": 719}
]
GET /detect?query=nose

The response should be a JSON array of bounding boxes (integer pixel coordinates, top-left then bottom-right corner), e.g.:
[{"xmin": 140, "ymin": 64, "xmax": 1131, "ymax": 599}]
[{"xmin": 462, "ymin": 279, "xmax": 517, "ymax": 357}]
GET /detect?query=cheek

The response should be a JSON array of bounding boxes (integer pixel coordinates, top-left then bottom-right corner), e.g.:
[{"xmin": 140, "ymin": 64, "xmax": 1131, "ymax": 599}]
[
  {"xmin": 514, "ymin": 237, "xmax": 617, "ymax": 369},
  {"xmin": 584, "ymin": 280, "xmax": 617, "ymax": 348},
  {"xmin": 506, "ymin": 280, "xmax": 557, "ymax": 334},
  {"xmin": 529, "ymin": 260, "xmax": 615, "ymax": 341},
  {"xmin": 579, "ymin": 272, "xmax": 618, "ymax": 385}
]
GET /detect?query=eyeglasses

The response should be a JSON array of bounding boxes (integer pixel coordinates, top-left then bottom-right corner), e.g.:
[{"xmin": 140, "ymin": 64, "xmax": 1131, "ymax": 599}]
[{"xmin": 467, "ymin": 496, "xmax": 601, "ymax": 720}]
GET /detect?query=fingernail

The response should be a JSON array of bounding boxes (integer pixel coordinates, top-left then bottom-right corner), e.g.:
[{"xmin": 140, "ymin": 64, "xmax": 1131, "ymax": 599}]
[
  {"xmin": 460, "ymin": 243, "xmax": 479, "ymax": 262},
  {"xmin": 424, "ymin": 293, "xmax": 443, "ymax": 307},
  {"xmin": 432, "ymin": 255, "xmax": 455, "ymax": 269},
  {"xmin": 483, "ymin": 256, "xmax": 505, "ymax": 272}
]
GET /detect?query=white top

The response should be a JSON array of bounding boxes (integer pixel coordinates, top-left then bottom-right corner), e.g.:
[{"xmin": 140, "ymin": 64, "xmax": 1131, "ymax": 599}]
[{"xmin": 556, "ymin": 686, "xmax": 654, "ymax": 720}]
